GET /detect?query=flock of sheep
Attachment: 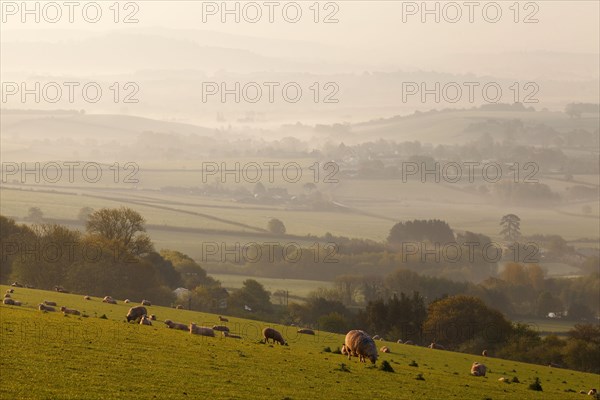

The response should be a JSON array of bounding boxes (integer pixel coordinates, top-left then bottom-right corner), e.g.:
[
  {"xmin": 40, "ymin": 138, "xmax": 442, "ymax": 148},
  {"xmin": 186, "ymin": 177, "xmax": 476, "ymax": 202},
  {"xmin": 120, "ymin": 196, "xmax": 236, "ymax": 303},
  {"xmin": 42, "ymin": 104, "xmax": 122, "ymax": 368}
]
[{"xmin": 3, "ymin": 285, "xmax": 598, "ymax": 396}]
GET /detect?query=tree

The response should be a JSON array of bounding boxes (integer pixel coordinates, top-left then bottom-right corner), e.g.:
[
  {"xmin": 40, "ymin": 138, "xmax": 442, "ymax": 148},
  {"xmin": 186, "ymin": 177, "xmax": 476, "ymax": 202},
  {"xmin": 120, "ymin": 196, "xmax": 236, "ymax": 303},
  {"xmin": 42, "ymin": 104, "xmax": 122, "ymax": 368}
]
[
  {"xmin": 267, "ymin": 218, "xmax": 286, "ymax": 235},
  {"xmin": 77, "ymin": 207, "xmax": 94, "ymax": 223},
  {"xmin": 27, "ymin": 207, "xmax": 44, "ymax": 223},
  {"xmin": 228, "ymin": 279, "xmax": 272, "ymax": 313},
  {"xmin": 10, "ymin": 224, "xmax": 81, "ymax": 289},
  {"xmin": 500, "ymin": 214, "xmax": 521, "ymax": 241},
  {"xmin": 567, "ymin": 302, "xmax": 594, "ymax": 321},
  {"xmin": 388, "ymin": 219, "xmax": 455, "ymax": 246},
  {"xmin": 423, "ymin": 295, "xmax": 513, "ymax": 349},
  {"xmin": 86, "ymin": 207, "xmax": 153, "ymax": 256}
]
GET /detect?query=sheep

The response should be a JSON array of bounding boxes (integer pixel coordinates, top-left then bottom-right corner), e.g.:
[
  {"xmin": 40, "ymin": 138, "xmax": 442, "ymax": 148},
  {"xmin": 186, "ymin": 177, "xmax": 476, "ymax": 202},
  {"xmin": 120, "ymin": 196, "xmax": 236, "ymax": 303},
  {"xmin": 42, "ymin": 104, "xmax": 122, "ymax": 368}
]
[
  {"xmin": 164, "ymin": 320, "xmax": 188, "ymax": 331},
  {"xmin": 38, "ymin": 303, "xmax": 56, "ymax": 312},
  {"xmin": 60, "ymin": 306, "xmax": 81, "ymax": 316},
  {"xmin": 403, "ymin": 340, "xmax": 414, "ymax": 345},
  {"xmin": 343, "ymin": 330, "xmax": 378, "ymax": 364},
  {"xmin": 429, "ymin": 342, "xmax": 445, "ymax": 350},
  {"xmin": 84, "ymin": 295, "xmax": 91, "ymax": 300},
  {"xmin": 6, "ymin": 289, "xmax": 14, "ymax": 293},
  {"xmin": 139, "ymin": 315, "xmax": 152, "ymax": 326},
  {"xmin": 218, "ymin": 315, "xmax": 229, "ymax": 322},
  {"xmin": 471, "ymin": 362, "xmax": 487, "ymax": 377},
  {"xmin": 482, "ymin": 349, "xmax": 488, "ymax": 357},
  {"xmin": 380, "ymin": 346, "xmax": 390, "ymax": 353},
  {"xmin": 223, "ymin": 331, "xmax": 242, "ymax": 339},
  {"xmin": 372, "ymin": 335, "xmax": 381, "ymax": 340},
  {"xmin": 54, "ymin": 286, "xmax": 69, "ymax": 293},
  {"xmin": 297, "ymin": 328, "xmax": 315, "ymax": 335},
  {"xmin": 3, "ymin": 298, "xmax": 15, "ymax": 305},
  {"xmin": 189, "ymin": 323, "xmax": 215, "ymax": 337},
  {"xmin": 126, "ymin": 306, "xmax": 148, "ymax": 322},
  {"xmin": 262, "ymin": 327, "xmax": 287, "ymax": 345},
  {"xmin": 141, "ymin": 299, "xmax": 151, "ymax": 306},
  {"xmin": 103, "ymin": 296, "xmax": 116, "ymax": 304},
  {"xmin": 588, "ymin": 389, "xmax": 597, "ymax": 396},
  {"xmin": 124, "ymin": 299, "xmax": 130, "ymax": 304},
  {"xmin": 397, "ymin": 339, "xmax": 403, "ymax": 344},
  {"xmin": 176, "ymin": 305, "xmax": 184, "ymax": 310},
  {"xmin": 212, "ymin": 325, "xmax": 230, "ymax": 332},
  {"xmin": 11, "ymin": 282, "xmax": 23, "ymax": 287},
  {"xmin": 44, "ymin": 301, "xmax": 57, "ymax": 306}
]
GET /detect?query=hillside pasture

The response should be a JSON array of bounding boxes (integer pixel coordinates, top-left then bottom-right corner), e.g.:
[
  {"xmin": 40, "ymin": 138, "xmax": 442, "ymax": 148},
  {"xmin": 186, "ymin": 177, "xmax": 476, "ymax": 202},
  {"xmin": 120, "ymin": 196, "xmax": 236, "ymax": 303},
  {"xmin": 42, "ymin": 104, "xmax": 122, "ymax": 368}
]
[{"xmin": 1, "ymin": 286, "xmax": 599, "ymax": 399}]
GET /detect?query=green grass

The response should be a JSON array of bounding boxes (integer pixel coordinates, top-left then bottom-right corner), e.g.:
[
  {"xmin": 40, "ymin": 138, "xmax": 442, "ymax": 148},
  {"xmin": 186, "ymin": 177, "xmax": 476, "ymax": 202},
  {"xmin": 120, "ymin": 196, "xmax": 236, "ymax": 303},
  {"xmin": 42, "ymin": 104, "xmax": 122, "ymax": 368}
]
[
  {"xmin": 209, "ymin": 274, "xmax": 331, "ymax": 300},
  {"xmin": 2, "ymin": 286, "xmax": 599, "ymax": 399}
]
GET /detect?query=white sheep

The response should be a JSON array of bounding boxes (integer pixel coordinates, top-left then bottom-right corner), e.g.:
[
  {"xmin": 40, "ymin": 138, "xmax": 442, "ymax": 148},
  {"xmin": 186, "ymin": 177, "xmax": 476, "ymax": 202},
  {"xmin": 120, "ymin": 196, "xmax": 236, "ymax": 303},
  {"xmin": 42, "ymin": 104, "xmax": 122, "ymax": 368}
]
[
  {"xmin": 164, "ymin": 320, "xmax": 188, "ymax": 331},
  {"xmin": 60, "ymin": 306, "xmax": 81, "ymax": 316},
  {"xmin": 189, "ymin": 323, "xmax": 215, "ymax": 337}
]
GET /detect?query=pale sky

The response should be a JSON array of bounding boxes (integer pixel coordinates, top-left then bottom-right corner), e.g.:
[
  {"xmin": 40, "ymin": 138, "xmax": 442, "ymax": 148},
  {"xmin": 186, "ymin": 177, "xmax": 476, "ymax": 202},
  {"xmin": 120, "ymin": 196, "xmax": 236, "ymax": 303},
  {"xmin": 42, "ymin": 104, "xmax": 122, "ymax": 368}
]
[{"xmin": 3, "ymin": 1, "xmax": 598, "ymax": 62}]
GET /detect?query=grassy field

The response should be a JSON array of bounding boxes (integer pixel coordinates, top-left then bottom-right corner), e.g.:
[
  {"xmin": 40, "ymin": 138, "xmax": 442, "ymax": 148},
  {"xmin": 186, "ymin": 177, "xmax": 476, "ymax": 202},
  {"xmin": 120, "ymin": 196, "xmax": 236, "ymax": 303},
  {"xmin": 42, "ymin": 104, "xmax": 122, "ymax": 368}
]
[
  {"xmin": 2, "ymin": 286, "xmax": 599, "ymax": 399},
  {"xmin": 515, "ymin": 318, "xmax": 579, "ymax": 336},
  {"xmin": 209, "ymin": 274, "xmax": 331, "ymax": 300}
]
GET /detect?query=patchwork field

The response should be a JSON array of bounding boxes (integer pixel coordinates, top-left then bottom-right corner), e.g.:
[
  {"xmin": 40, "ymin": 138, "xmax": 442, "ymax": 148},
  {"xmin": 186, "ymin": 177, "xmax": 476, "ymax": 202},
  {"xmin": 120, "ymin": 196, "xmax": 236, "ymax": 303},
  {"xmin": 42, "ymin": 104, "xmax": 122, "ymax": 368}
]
[{"xmin": 1, "ymin": 286, "xmax": 598, "ymax": 400}]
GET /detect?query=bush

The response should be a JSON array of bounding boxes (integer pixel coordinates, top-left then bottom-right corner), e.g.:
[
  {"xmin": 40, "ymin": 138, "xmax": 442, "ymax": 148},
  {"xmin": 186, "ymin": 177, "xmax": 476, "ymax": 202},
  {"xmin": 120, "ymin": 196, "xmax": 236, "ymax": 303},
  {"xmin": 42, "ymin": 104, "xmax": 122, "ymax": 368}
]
[
  {"xmin": 528, "ymin": 377, "xmax": 542, "ymax": 391},
  {"xmin": 379, "ymin": 360, "xmax": 394, "ymax": 372}
]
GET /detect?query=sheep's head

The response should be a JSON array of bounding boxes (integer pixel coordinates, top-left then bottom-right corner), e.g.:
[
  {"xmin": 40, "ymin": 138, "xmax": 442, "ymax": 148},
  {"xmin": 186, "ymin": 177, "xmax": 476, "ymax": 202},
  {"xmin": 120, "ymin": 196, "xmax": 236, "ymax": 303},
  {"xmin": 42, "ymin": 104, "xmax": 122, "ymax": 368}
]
[{"xmin": 369, "ymin": 354, "xmax": 378, "ymax": 364}]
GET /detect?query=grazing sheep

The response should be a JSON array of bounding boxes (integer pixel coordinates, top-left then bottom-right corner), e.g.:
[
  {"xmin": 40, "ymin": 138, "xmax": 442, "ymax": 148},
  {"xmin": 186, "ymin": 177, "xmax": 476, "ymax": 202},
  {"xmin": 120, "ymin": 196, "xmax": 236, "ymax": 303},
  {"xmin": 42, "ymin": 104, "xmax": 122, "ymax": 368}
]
[
  {"xmin": 218, "ymin": 315, "xmax": 229, "ymax": 322},
  {"xmin": 60, "ymin": 306, "xmax": 81, "ymax": 316},
  {"xmin": 6, "ymin": 289, "xmax": 14, "ymax": 293},
  {"xmin": 429, "ymin": 342, "xmax": 445, "ymax": 350},
  {"xmin": 4, "ymin": 293, "xmax": 10, "ymax": 298},
  {"xmin": 149, "ymin": 314, "xmax": 156, "ymax": 321},
  {"xmin": 498, "ymin": 377, "xmax": 507, "ymax": 382},
  {"xmin": 11, "ymin": 282, "xmax": 23, "ymax": 287},
  {"xmin": 189, "ymin": 323, "xmax": 215, "ymax": 337},
  {"xmin": 124, "ymin": 299, "xmax": 130, "ymax": 304},
  {"xmin": 212, "ymin": 325, "xmax": 230, "ymax": 332},
  {"xmin": 380, "ymin": 346, "xmax": 390, "ymax": 353},
  {"xmin": 126, "ymin": 306, "xmax": 148, "ymax": 322},
  {"xmin": 164, "ymin": 320, "xmax": 188, "ymax": 331},
  {"xmin": 139, "ymin": 315, "xmax": 152, "ymax": 326},
  {"xmin": 176, "ymin": 305, "xmax": 184, "ymax": 309},
  {"xmin": 223, "ymin": 331, "xmax": 242, "ymax": 339},
  {"xmin": 3, "ymin": 298, "xmax": 15, "ymax": 305},
  {"xmin": 141, "ymin": 299, "xmax": 151, "ymax": 306},
  {"xmin": 297, "ymin": 328, "xmax": 315, "ymax": 335},
  {"xmin": 482, "ymin": 349, "xmax": 488, "ymax": 357},
  {"xmin": 44, "ymin": 301, "xmax": 57, "ymax": 307},
  {"xmin": 54, "ymin": 286, "xmax": 69, "ymax": 293},
  {"xmin": 589, "ymin": 389, "xmax": 597, "ymax": 396},
  {"xmin": 38, "ymin": 303, "xmax": 56, "ymax": 312},
  {"xmin": 262, "ymin": 327, "xmax": 287, "ymax": 345},
  {"xmin": 343, "ymin": 330, "xmax": 378, "ymax": 364},
  {"xmin": 471, "ymin": 362, "xmax": 487, "ymax": 377},
  {"xmin": 397, "ymin": 339, "xmax": 403, "ymax": 344},
  {"xmin": 103, "ymin": 296, "xmax": 116, "ymax": 304},
  {"xmin": 84, "ymin": 295, "xmax": 91, "ymax": 300}
]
